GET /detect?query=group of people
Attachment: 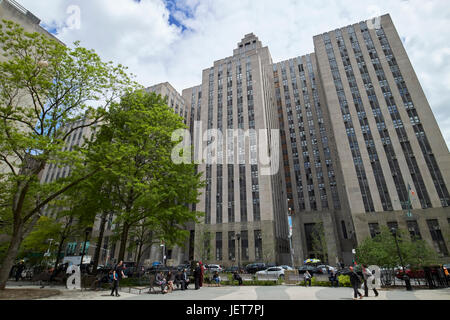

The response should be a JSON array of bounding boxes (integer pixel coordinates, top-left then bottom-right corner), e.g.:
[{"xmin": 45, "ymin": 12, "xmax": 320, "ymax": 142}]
[
  {"xmin": 349, "ymin": 265, "xmax": 379, "ymax": 300},
  {"xmin": 154, "ymin": 268, "xmax": 190, "ymax": 293},
  {"xmin": 301, "ymin": 264, "xmax": 379, "ymax": 300},
  {"xmin": 153, "ymin": 261, "xmax": 211, "ymax": 294}
]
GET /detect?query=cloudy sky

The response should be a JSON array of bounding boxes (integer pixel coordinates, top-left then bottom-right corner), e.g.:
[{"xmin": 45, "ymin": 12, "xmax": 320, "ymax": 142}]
[{"xmin": 15, "ymin": 0, "xmax": 450, "ymax": 148}]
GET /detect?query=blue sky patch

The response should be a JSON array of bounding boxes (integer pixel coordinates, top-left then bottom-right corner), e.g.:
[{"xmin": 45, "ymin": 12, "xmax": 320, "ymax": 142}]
[
  {"xmin": 163, "ymin": 0, "xmax": 192, "ymax": 32},
  {"xmin": 41, "ymin": 22, "xmax": 58, "ymax": 35}
]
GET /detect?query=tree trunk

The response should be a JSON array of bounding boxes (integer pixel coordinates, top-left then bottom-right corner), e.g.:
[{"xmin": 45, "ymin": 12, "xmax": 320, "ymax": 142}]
[
  {"xmin": 136, "ymin": 242, "xmax": 144, "ymax": 268},
  {"xmin": 118, "ymin": 222, "xmax": 130, "ymax": 262},
  {"xmin": 0, "ymin": 224, "xmax": 24, "ymax": 290},
  {"xmin": 92, "ymin": 211, "xmax": 108, "ymax": 274},
  {"xmin": 51, "ymin": 235, "xmax": 67, "ymax": 280}
]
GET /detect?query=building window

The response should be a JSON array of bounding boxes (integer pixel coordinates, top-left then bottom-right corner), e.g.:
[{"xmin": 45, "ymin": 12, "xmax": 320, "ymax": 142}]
[
  {"xmin": 406, "ymin": 220, "xmax": 421, "ymax": 240},
  {"xmin": 387, "ymin": 221, "xmax": 399, "ymax": 232},
  {"xmin": 368, "ymin": 223, "xmax": 380, "ymax": 238},
  {"xmin": 426, "ymin": 219, "xmax": 448, "ymax": 256},
  {"xmin": 216, "ymin": 232, "xmax": 223, "ymax": 261},
  {"xmin": 304, "ymin": 223, "xmax": 316, "ymax": 254},
  {"xmin": 241, "ymin": 231, "xmax": 249, "ymax": 261},
  {"xmin": 341, "ymin": 221, "xmax": 348, "ymax": 239},
  {"xmin": 254, "ymin": 230, "xmax": 262, "ymax": 261},
  {"xmin": 228, "ymin": 232, "xmax": 235, "ymax": 261}
]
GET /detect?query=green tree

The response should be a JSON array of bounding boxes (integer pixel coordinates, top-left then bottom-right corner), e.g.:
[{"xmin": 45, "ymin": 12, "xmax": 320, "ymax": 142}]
[
  {"xmin": 311, "ymin": 222, "xmax": 328, "ymax": 264},
  {"xmin": 0, "ymin": 20, "xmax": 134, "ymax": 289},
  {"xmin": 356, "ymin": 226, "xmax": 439, "ymax": 269},
  {"xmin": 20, "ymin": 215, "xmax": 61, "ymax": 265},
  {"xmin": 195, "ymin": 226, "xmax": 212, "ymax": 263},
  {"xmin": 85, "ymin": 90, "xmax": 204, "ymax": 262}
]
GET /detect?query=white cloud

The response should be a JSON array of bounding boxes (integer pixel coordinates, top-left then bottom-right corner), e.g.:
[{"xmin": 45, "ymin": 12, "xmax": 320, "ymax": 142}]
[{"xmin": 15, "ymin": 0, "xmax": 450, "ymax": 148}]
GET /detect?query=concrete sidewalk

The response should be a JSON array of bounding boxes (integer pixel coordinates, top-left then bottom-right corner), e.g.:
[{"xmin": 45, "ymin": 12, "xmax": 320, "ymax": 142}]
[{"xmin": 4, "ymin": 283, "xmax": 450, "ymax": 300}]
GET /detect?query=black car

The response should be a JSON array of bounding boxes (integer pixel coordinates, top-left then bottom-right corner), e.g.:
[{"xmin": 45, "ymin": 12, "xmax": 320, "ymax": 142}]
[
  {"xmin": 245, "ymin": 263, "xmax": 266, "ymax": 274},
  {"xmin": 336, "ymin": 267, "xmax": 352, "ymax": 276},
  {"xmin": 297, "ymin": 265, "xmax": 320, "ymax": 275},
  {"xmin": 224, "ymin": 266, "xmax": 239, "ymax": 273},
  {"xmin": 147, "ymin": 265, "xmax": 170, "ymax": 274}
]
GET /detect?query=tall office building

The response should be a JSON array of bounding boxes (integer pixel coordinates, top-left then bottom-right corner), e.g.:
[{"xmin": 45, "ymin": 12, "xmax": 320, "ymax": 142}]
[
  {"xmin": 189, "ymin": 33, "xmax": 290, "ymax": 266},
  {"xmin": 0, "ymin": 0, "xmax": 59, "ymax": 176},
  {"xmin": 186, "ymin": 15, "xmax": 449, "ymax": 266},
  {"xmin": 6, "ymin": 3, "xmax": 448, "ymax": 267},
  {"xmin": 310, "ymin": 14, "xmax": 450, "ymax": 262}
]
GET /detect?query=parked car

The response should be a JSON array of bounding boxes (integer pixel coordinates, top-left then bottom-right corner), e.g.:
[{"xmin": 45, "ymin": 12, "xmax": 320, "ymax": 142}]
[
  {"xmin": 147, "ymin": 265, "xmax": 170, "ymax": 274},
  {"xmin": 297, "ymin": 265, "xmax": 320, "ymax": 275},
  {"xmin": 336, "ymin": 267, "xmax": 352, "ymax": 276},
  {"xmin": 224, "ymin": 266, "xmax": 239, "ymax": 273},
  {"xmin": 256, "ymin": 266, "xmax": 285, "ymax": 279},
  {"xmin": 316, "ymin": 265, "xmax": 333, "ymax": 274},
  {"xmin": 279, "ymin": 265, "xmax": 293, "ymax": 270},
  {"xmin": 206, "ymin": 264, "xmax": 223, "ymax": 272},
  {"xmin": 176, "ymin": 264, "xmax": 191, "ymax": 271},
  {"xmin": 246, "ymin": 263, "xmax": 266, "ymax": 274}
]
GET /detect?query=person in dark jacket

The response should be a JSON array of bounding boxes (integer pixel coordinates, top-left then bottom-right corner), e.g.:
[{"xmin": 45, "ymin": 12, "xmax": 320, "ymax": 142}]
[
  {"xmin": 233, "ymin": 271, "xmax": 243, "ymax": 285},
  {"xmin": 199, "ymin": 261, "xmax": 204, "ymax": 287},
  {"xmin": 110, "ymin": 260, "xmax": 125, "ymax": 297},
  {"xmin": 194, "ymin": 263, "xmax": 201, "ymax": 290},
  {"xmin": 15, "ymin": 261, "xmax": 25, "ymax": 282},
  {"xmin": 349, "ymin": 266, "xmax": 363, "ymax": 300}
]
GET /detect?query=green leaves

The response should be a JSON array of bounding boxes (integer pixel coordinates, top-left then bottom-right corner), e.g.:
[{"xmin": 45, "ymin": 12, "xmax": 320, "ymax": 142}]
[
  {"xmin": 82, "ymin": 90, "xmax": 204, "ymax": 260},
  {"xmin": 356, "ymin": 226, "xmax": 439, "ymax": 268}
]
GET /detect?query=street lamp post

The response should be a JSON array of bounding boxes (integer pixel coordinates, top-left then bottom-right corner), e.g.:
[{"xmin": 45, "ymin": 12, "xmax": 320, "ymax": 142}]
[
  {"xmin": 236, "ymin": 233, "xmax": 241, "ymax": 272},
  {"xmin": 79, "ymin": 227, "xmax": 92, "ymax": 274},
  {"xmin": 391, "ymin": 228, "xmax": 412, "ymax": 291}
]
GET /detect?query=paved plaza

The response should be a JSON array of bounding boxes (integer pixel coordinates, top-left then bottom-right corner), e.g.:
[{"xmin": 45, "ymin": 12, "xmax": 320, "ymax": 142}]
[{"xmin": 4, "ymin": 283, "xmax": 450, "ymax": 300}]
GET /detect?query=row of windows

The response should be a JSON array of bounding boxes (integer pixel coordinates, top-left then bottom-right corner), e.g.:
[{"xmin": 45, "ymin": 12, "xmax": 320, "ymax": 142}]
[
  {"xmin": 213, "ymin": 229, "xmax": 262, "ymax": 261},
  {"xmin": 324, "ymin": 33, "xmax": 375, "ymax": 212}
]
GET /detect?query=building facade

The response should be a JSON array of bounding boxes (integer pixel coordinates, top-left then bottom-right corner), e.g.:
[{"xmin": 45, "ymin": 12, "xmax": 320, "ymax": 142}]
[
  {"xmin": 19, "ymin": 10, "xmax": 450, "ymax": 267},
  {"xmin": 184, "ymin": 15, "xmax": 450, "ymax": 266}
]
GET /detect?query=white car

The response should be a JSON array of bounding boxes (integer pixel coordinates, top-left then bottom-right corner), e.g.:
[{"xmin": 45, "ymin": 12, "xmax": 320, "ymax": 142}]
[
  {"xmin": 207, "ymin": 264, "xmax": 223, "ymax": 272},
  {"xmin": 256, "ymin": 266, "xmax": 285, "ymax": 279},
  {"xmin": 279, "ymin": 265, "xmax": 293, "ymax": 271}
]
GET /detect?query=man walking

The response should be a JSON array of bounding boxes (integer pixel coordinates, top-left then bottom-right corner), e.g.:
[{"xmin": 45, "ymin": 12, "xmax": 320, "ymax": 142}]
[
  {"xmin": 349, "ymin": 266, "xmax": 363, "ymax": 300},
  {"xmin": 15, "ymin": 260, "xmax": 25, "ymax": 282},
  {"xmin": 111, "ymin": 260, "xmax": 125, "ymax": 297}
]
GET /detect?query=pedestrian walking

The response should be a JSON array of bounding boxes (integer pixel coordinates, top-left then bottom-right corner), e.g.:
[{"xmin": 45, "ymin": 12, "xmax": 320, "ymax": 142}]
[
  {"xmin": 304, "ymin": 270, "xmax": 312, "ymax": 287},
  {"xmin": 362, "ymin": 265, "xmax": 378, "ymax": 297},
  {"xmin": 110, "ymin": 260, "xmax": 125, "ymax": 297},
  {"xmin": 15, "ymin": 260, "xmax": 25, "ymax": 282},
  {"xmin": 349, "ymin": 266, "xmax": 363, "ymax": 300},
  {"xmin": 194, "ymin": 262, "xmax": 201, "ymax": 290}
]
